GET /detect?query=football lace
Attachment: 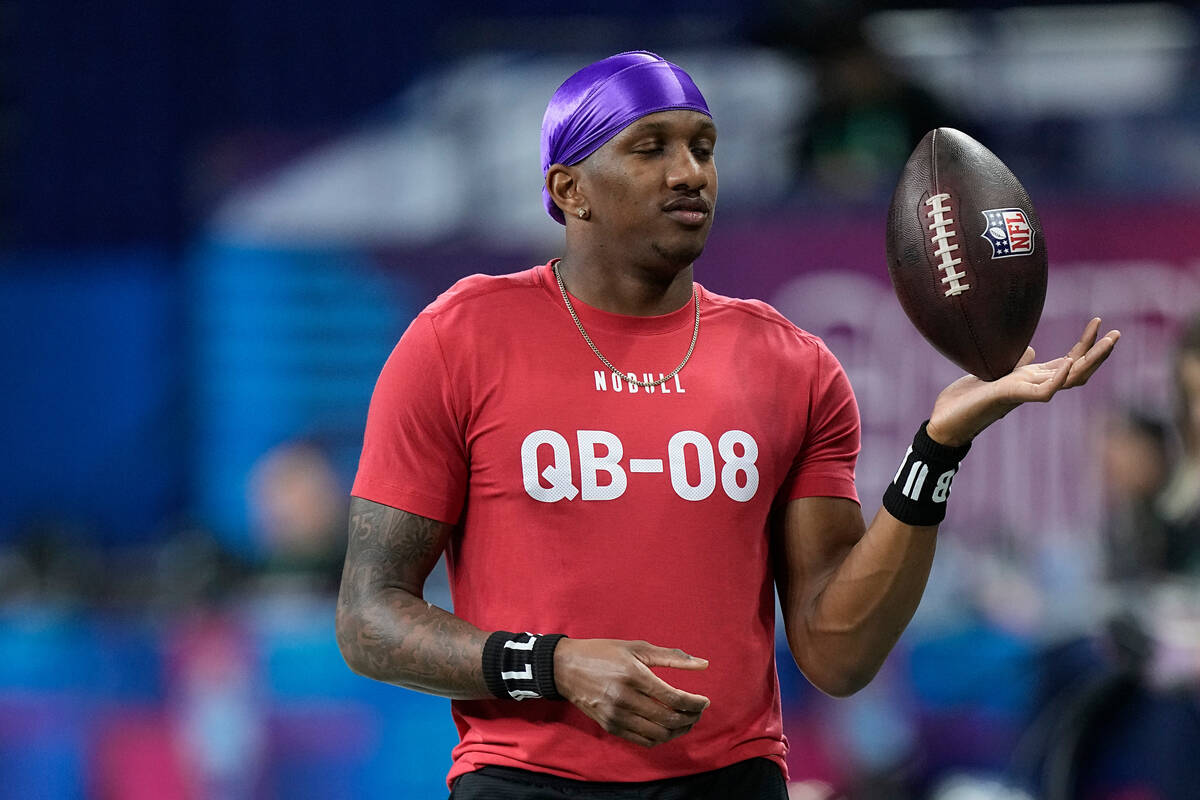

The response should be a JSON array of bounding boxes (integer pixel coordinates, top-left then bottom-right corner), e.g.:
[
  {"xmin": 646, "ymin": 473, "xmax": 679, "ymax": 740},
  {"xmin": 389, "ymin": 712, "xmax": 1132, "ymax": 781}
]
[{"xmin": 925, "ymin": 193, "xmax": 971, "ymax": 298}]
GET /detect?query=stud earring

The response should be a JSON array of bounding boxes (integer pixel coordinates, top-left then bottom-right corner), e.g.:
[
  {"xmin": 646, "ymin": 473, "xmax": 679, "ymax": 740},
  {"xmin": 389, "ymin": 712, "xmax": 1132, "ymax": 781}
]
[{"xmin": 577, "ymin": 207, "xmax": 589, "ymax": 220}]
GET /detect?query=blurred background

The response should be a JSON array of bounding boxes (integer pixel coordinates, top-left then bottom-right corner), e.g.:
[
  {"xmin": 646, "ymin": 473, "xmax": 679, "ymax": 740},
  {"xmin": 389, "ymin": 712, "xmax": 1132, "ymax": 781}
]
[{"xmin": 2, "ymin": 1, "xmax": 1200, "ymax": 798}]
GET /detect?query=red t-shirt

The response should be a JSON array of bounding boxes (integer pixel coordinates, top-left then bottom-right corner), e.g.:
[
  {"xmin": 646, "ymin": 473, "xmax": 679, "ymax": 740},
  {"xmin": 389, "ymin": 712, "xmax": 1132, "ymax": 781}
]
[{"xmin": 352, "ymin": 261, "xmax": 860, "ymax": 787}]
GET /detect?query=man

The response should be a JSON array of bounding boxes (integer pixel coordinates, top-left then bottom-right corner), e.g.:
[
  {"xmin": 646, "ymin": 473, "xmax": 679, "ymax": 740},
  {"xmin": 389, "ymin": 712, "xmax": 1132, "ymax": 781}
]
[{"xmin": 337, "ymin": 51, "xmax": 1119, "ymax": 798}]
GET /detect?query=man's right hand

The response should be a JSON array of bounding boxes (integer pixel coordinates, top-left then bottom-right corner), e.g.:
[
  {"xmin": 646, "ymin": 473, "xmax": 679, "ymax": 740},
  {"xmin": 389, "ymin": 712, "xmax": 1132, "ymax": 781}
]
[{"xmin": 553, "ymin": 638, "xmax": 710, "ymax": 748}]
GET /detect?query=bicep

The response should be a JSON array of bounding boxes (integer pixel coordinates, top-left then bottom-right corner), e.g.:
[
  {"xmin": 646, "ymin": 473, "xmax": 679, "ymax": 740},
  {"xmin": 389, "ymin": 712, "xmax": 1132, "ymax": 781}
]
[
  {"xmin": 341, "ymin": 496, "xmax": 453, "ymax": 600},
  {"xmin": 773, "ymin": 496, "xmax": 866, "ymax": 611}
]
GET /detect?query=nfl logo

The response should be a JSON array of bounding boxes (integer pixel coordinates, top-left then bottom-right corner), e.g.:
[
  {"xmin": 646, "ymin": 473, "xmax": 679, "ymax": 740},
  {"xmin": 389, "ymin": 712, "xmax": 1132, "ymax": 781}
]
[{"xmin": 981, "ymin": 208, "xmax": 1035, "ymax": 259}]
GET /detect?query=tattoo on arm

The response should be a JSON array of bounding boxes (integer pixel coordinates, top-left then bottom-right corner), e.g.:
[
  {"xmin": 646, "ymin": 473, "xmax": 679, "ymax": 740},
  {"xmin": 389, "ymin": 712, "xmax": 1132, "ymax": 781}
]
[{"xmin": 336, "ymin": 497, "xmax": 490, "ymax": 699}]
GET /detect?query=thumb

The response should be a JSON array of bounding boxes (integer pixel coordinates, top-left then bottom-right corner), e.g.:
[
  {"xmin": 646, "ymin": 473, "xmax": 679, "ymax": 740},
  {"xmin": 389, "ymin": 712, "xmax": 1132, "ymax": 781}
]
[
  {"xmin": 1013, "ymin": 346, "xmax": 1036, "ymax": 370},
  {"xmin": 636, "ymin": 643, "xmax": 709, "ymax": 671}
]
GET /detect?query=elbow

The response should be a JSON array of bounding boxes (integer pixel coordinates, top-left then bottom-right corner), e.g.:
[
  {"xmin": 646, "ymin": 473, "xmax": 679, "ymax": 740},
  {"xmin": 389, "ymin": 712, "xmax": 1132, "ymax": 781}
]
[
  {"xmin": 785, "ymin": 636, "xmax": 883, "ymax": 698},
  {"xmin": 805, "ymin": 664, "xmax": 877, "ymax": 698},
  {"xmin": 336, "ymin": 585, "xmax": 425, "ymax": 685},
  {"xmin": 335, "ymin": 604, "xmax": 375, "ymax": 679}
]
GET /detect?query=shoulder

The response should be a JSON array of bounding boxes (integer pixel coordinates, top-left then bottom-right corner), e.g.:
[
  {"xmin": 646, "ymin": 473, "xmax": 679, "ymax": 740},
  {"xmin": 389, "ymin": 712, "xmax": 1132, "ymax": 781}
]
[
  {"xmin": 700, "ymin": 287, "xmax": 830, "ymax": 356},
  {"xmin": 422, "ymin": 266, "xmax": 547, "ymax": 321},
  {"xmin": 390, "ymin": 267, "xmax": 548, "ymax": 361}
]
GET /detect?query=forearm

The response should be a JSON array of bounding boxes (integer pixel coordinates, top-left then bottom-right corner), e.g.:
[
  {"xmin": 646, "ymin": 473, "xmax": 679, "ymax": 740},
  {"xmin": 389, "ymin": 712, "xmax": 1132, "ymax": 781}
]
[
  {"xmin": 785, "ymin": 507, "xmax": 936, "ymax": 696},
  {"xmin": 336, "ymin": 497, "xmax": 491, "ymax": 700},
  {"xmin": 336, "ymin": 587, "xmax": 491, "ymax": 699}
]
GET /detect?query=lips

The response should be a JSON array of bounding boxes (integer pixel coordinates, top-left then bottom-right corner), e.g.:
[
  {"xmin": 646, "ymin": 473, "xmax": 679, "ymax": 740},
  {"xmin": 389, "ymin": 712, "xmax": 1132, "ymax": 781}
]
[{"xmin": 662, "ymin": 196, "xmax": 711, "ymax": 226}]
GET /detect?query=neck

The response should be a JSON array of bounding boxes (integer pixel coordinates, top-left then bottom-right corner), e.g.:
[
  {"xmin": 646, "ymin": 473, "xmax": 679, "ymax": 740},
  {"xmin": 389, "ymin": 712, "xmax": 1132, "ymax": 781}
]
[{"xmin": 555, "ymin": 248, "xmax": 694, "ymax": 317}]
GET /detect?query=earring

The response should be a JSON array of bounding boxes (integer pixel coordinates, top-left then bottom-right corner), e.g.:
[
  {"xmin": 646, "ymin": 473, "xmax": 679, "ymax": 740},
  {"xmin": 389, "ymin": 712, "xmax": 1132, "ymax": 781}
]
[{"xmin": 577, "ymin": 207, "xmax": 589, "ymax": 220}]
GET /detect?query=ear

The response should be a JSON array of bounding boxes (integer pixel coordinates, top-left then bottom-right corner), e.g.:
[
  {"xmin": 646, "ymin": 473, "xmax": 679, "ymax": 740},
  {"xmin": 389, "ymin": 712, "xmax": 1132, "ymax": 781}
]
[{"xmin": 546, "ymin": 164, "xmax": 586, "ymax": 220}]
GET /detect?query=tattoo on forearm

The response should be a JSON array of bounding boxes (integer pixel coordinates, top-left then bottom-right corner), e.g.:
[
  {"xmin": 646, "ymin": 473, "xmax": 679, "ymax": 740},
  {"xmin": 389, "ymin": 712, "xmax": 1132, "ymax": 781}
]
[{"xmin": 336, "ymin": 499, "xmax": 488, "ymax": 698}]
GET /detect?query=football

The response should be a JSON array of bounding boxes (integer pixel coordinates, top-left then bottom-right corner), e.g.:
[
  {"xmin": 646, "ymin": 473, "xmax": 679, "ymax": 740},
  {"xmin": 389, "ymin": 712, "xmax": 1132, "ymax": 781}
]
[{"xmin": 886, "ymin": 128, "xmax": 1047, "ymax": 380}]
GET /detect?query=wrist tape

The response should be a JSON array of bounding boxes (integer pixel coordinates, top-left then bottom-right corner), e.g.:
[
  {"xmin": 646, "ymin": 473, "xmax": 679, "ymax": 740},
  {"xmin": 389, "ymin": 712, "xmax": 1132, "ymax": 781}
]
[
  {"xmin": 882, "ymin": 421, "xmax": 971, "ymax": 526},
  {"xmin": 483, "ymin": 631, "xmax": 567, "ymax": 701}
]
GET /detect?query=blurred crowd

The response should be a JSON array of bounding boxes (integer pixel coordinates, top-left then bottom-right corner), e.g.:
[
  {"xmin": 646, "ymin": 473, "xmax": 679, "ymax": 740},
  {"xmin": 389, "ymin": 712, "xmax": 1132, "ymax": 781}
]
[
  {"xmin": 1, "ymin": 439, "xmax": 345, "ymax": 614},
  {"xmin": 1105, "ymin": 317, "xmax": 1200, "ymax": 581}
]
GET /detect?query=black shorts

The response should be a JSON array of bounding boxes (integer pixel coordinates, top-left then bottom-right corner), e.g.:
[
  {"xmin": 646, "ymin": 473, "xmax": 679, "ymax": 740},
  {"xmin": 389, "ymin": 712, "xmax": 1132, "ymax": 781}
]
[{"xmin": 449, "ymin": 757, "xmax": 787, "ymax": 800}]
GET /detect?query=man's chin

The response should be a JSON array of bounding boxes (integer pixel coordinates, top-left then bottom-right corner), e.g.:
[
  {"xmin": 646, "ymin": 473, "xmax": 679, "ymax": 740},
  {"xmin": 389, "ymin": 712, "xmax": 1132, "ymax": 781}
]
[{"xmin": 652, "ymin": 237, "xmax": 708, "ymax": 270}]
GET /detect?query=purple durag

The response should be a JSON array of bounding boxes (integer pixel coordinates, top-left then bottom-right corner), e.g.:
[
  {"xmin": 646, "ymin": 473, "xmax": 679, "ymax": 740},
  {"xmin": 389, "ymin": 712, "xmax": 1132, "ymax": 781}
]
[{"xmin": 540, "ymin": 51, "xmax": 711, "ymax": 224}]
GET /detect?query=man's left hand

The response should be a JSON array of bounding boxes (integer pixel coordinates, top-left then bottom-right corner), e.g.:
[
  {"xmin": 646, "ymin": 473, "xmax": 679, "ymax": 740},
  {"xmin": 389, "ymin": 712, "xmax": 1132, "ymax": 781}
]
[{"xmin": 926, "ymin": 317, "xmax": 1121, "ymax": 448}]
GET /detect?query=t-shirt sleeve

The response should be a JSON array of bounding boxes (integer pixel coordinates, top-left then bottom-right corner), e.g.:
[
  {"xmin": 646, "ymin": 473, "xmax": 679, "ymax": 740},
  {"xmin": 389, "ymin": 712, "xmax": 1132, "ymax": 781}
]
[
  {"xmin": 351, "ymin": 312, "xmax": 468, "ymax": 524},
  {"xmin": 779, "ymin": 339, "xmax": 861, "ymax": 505}
]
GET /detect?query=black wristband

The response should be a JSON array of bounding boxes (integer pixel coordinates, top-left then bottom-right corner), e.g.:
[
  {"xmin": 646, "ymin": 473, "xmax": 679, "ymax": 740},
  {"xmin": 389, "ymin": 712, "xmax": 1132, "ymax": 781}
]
[
  {"xmin": 482, "ymin": 631, "xmax": 568, "ymax": 701},
  {"xmin": 882, "ymin": 421, "xmax": 971, "ymax": 526}
]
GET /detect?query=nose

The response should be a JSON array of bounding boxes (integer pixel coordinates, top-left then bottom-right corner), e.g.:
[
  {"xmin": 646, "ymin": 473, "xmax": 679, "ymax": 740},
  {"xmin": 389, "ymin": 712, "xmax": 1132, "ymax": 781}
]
[{"xmin": 665, "ymin": 145, "xmax": 708, "ymax": 192}]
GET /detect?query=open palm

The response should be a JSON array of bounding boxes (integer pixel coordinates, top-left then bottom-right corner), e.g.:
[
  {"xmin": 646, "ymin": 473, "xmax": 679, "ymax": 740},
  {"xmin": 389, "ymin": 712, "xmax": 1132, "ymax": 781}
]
[{"xmin": 927, "ymin": 317, "xmax": 1121, "ymax": 448}]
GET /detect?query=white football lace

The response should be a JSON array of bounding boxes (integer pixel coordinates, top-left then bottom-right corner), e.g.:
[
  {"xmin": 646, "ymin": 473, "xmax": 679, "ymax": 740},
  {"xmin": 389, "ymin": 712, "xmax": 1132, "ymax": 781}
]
[{"xmin": 925, "ymin": 193, "xmax": 971, "ymax": 297}]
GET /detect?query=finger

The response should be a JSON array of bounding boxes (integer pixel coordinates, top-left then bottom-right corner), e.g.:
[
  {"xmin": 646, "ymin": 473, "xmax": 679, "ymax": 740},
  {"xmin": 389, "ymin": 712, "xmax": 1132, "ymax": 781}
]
[
  {"xmin": 1027, "ymin": 356, "xmax": 1071, "ymax": 377},
  {"xmin": 1032, "ymin": 356, "xmax": 1073, "ymax": 400},
  {"xmin": 1007, "ymin": 356, "xmax": 1073, "ymax": 399},
  {"xmin": 635, "ymin": 669, "xmax": 710, "ymax": 713},
  {"xmin": 631, "ymin": 644, "xmax": 711, "ymax": 711},
  {"xmin": 607, "ymin": 707, "xmax": 682, "ymax": 747},
  {"xmin": 613, "ymin": 725, "xmax": 659, "ymax": 749},
  {"xmin": 617, "ymin": 690, "xmax": 704, "ymax": 732},
  {"xmin": 1069, "ymin": 329, "xmax": 1119, "ymax": 376},
  {"xmin": 1066, "ymin": 329, "xmax": 1120, "ymax": 387},
  {"xmin": 608, "ymin": 707, "xmax": 694, "ymax": 748},
  {"xmin": 1066, "ymin": 317, "xmax": 1102, "ymax": 361},
  {"xmin": 661, "ymin": 723, "xmax": 696, "ymax": 744},
  {"xmin": 635, "ymin": 644, "xmax": 709, "ymax": 671}
]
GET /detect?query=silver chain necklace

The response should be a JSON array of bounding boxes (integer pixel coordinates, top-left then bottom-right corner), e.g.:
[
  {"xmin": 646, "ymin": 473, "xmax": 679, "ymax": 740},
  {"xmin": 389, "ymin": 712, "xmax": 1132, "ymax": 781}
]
[{"xmin": 552, "ymin": 261, "xmax": 700, "ymax": 389}]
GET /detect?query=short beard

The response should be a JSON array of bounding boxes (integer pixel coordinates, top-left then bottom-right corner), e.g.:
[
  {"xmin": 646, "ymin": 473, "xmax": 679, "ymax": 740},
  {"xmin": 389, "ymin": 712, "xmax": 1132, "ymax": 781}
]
[{"xmin": 651, "ymin": 240, "xmax": 706, "ymax": 270}]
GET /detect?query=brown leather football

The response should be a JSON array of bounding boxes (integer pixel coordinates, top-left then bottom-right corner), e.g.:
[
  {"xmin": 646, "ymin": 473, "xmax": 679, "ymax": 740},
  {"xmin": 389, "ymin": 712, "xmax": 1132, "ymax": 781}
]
[{"xmin": 886, "ymin": 128, "xmax": 1047, "ymax": 380}]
